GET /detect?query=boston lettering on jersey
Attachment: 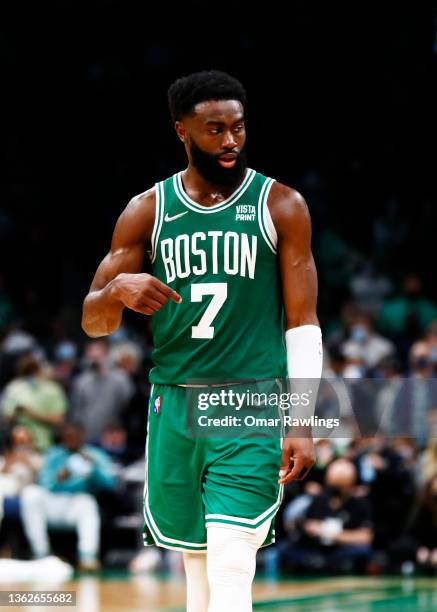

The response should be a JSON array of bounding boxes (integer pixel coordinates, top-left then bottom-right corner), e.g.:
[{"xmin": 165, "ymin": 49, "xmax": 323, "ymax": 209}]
[
  {"xmin": 160, "ymin": 231, "xmax": 257, "ymax": 283},
  {"xmin": 148, "ymin": 168, "xmax": 288, "ymax": 384}
]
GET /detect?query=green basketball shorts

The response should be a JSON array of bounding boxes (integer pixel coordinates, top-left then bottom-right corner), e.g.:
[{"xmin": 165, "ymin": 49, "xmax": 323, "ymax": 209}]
[{"xmin": 142, "ymin": 383, "xmax": 284, "ymax": 553}]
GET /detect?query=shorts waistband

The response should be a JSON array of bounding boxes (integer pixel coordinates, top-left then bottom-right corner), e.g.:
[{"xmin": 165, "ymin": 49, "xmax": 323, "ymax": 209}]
[{"xmin": 177, "ymin": 382, "xmax": 236, "ymax": 388}]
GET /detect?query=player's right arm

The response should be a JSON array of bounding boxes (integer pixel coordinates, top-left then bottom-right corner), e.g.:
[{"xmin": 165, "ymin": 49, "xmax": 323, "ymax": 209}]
[{"xmin": 81, "ymin": 188, "xmax": 181, "ymax": 338}]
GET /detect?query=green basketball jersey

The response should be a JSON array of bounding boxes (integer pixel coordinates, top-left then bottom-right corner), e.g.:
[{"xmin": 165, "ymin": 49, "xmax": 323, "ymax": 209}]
[{"xmin": 148, "ymin": 168, "xmax": 287, "ymax": 384}]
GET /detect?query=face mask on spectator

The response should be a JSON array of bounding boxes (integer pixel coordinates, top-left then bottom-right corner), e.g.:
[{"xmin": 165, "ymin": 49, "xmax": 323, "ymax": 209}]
[
  {"xmin": 350, "ymin": 325, "xmax": 368, "ymax": 343},
  {"xmin": 81, "ymin": 358, "xmax": 101, "ymax": 371},
  {"xmin": 412, "ymin": 356, "xmax": 430, "ymax": 370},
  {"xmin": 326, "ymin": 485, "xmax": 343, "ymax": 497}
]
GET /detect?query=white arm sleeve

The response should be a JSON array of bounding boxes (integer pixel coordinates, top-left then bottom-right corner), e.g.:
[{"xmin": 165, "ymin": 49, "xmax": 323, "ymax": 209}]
[
  {"xmin": 284, "ymin": 325, "xmax": 323, "ymax": 427},
  {"xmin": 285, "ymin": 324, "xmax": 323, "ymax": 379}
]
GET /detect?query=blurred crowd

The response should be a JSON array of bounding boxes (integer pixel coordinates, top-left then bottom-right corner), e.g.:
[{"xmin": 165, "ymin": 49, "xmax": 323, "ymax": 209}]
[
  {"xmin": 0, "ymin": 269, "xmax": 436, "ymax": 576},
  {"xmin": 0, "ymin": 334, "xmax": 151, "ymax": 571},
  {"xmin": 266, "ymin": 270, "xmax": 437, "ymax": 577}
]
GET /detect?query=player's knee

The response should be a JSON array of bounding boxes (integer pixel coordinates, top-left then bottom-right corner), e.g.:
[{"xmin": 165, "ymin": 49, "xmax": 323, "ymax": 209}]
[
  {"xmin": 208, "ymin": 533, "xmax": 256, "ymax": 581},
  {"xmin": 221, "ymin": 541, "xmax": 254, "ymax": 578}
]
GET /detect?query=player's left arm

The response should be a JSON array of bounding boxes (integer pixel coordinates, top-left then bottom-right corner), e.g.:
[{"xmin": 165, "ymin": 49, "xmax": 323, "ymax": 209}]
[{"xmin": 268, "ymin": 182, "xmax": 322, "ymax": 484}]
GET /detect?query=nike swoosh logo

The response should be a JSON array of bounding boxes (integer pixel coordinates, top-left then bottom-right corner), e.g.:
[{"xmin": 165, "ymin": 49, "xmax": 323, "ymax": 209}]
[{"xmin": 164, "ymin": 211, "xmax": 189, "ymax": 222}]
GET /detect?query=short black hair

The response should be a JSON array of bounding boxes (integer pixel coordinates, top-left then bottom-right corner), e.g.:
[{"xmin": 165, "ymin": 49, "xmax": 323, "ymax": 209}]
[{"xmin": 168, "ymin": 70, "xmax": 246, "ymax": 123}]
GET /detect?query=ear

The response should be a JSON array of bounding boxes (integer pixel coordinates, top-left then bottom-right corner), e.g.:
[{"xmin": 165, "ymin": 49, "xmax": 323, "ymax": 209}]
[{"xmin": 175, "ymin": 121, "xmax": 187, "ymax": 143}]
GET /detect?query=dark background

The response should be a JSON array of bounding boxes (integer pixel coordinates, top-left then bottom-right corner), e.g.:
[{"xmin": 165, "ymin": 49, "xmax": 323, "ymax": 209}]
[{"xmin": 2, "ymin": 0, "xmax": 437, "ymax": 342}]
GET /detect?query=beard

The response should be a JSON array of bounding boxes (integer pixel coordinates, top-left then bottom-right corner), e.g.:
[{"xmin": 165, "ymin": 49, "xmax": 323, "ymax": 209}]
[{"xmin": 189, "ymin": 138, "xmax": 248, "ymax": 189}]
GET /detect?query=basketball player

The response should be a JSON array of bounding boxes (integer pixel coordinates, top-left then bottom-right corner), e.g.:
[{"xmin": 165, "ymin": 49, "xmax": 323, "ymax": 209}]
[{"xmin": 82, "ymin": 71, "xmax": 323, "ymax": 612}]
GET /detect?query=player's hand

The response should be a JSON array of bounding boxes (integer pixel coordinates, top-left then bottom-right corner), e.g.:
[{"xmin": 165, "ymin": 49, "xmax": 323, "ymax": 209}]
[
  {"xmin": 278, "ymin": 436, "xmax": 315, "ymax": 485},
  {"xmin": 114, "ymin": 273, "xmax": 182, "ymax": 316}
]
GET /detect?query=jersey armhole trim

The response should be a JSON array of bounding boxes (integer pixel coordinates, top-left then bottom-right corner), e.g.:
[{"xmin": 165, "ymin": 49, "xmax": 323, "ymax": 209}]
[
  {"xmin": 151, "ymin": 181, "xmax": 165, "ymax": 263},
  {"xmin": 258, "ymin": 177, "xmax": 277, "ymax": 254},
  {"xmin": 264, "ymin": 187, "xmax": 278, "ymax": 251}
]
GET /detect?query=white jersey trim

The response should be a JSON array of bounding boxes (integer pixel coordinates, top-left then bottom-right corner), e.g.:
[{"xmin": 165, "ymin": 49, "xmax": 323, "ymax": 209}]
[
  {"xmin": 264, "ymin": 189, "xmax": 278, "ymax": 250},
  {"xmin": 257, "ymin": 177, "xmax": 277, "ymax": 254},
  {"xmin": 204, "ymin": 484, "xmax": 283, "ymax": 527},
  {"xmin": 173, "ymin": 168, "xmax": 256, "ymax": 213},
  {"xmin": 151, "ymin": 182, "xmax": 165, "ymax": 263}
]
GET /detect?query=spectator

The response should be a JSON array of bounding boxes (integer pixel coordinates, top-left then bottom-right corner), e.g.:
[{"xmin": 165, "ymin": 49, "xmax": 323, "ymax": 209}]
[
  {"xmin": 278, "ymin": 459, "xmax": 373, "ymax": 573},
  {"xmin": 52, "ymin": 340, "xmax": 79, "ymax": 395},
  {"xmin": 353, "ymin": 437, "xmax": 415, "ymax": 550},
  {"xmin": 325, "ymin": 303, "xmax": 360, "ymax": 351},
  {"xmin": 0, "ymin": 426, "xmax": 42, "ymax": 496},
  {"xmin": 375, "ymin": 356, "xmax": 403, "ymax": 436},
  {"xmin": 341, "ymin": 344, "xmax": 366, "ymax": 379},
  {"xmin": 70, "ymin": 340, "xmax": 134, "ymax": 444},
  {"xmin": 20, "ymin": 422, "xmax": 116, "ymax": 571},
  {"xmin": 110, "ymin": 341, "xmax": 149, "ymax": 461},
  {"xmin": 0, "ymin": 323, "xmax": 42, "ymax": 387},
  {"xmin": 320, "ymin": 346, "xmax": 361, "ymax": 443},
  {"xmin": 277, "ymin": 440, "xmax": 336, "ymax": 544},
  {"xmin": 0, "ymin": 355, "xmax": 67, "ymax": 452},
  {"xmin": 391, "ymin": 437, "xmax": 418, "ymax": 471},
  {"xmin": 305, "ymin": 439, "xmax": 336, "ymax": 487},
  {"xmin": 408, "ymin": 475, "xmax": 437, "ymax": 572},
  {"xmin": 0, "ymin": 426, "xmax": 42, "ymax": 556},
  {"xmin": 423, "ymin": 320, "xmax": 437, "ymax": 375},
  {"xmin": 416, "ymin": 438, "xmax": 437, "ymax": 490},
  {"xmin": 390, "ymin": 474, "xmax": 437, "ymax": 573},
  {"xmin": 349, "ymin": 262, "xmax": 392, "ymax": 317},
  {"xmin": 390, "ymin": 341, "xmax": 437, "ymax": 446},
  {"xmin": 341, "ymin": 311, "xmax": 394, "ymax": 372},
  {"xmin": 98, "ymin": 422, "xmax": 128, "ymax": 466},
  {"xmin": 109, "ymin": 342, "xmax": 142, "ymax": 377}
]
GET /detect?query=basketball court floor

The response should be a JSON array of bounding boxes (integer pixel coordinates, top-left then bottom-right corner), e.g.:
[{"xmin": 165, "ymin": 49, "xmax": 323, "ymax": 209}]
[{"xmin": 1, "ymin": 573, "xmax": 436, "ymax": 611}]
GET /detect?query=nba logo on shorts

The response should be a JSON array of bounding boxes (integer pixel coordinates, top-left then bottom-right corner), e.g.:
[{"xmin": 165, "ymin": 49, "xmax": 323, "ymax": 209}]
[{"xmin": 153, "ymin": 395, "xmax": 162, "ymax": 415}]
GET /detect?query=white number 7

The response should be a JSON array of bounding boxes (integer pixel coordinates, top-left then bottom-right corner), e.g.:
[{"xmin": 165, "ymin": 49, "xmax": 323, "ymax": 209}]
[{"xmin": 191, "ymin": 283, "xmax": 227, "ymax": 339}]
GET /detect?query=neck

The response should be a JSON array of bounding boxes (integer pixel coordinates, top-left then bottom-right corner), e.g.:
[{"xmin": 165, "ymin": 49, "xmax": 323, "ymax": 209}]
[{"xmin": 182, "ymin": 163, "xmax": 246, "ymax": 207}]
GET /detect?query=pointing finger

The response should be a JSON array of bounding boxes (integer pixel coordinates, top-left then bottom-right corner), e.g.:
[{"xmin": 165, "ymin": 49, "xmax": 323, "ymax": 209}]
[{"xmin": 151, "ymin": 277, "xmax": 182, "ymax": 304}]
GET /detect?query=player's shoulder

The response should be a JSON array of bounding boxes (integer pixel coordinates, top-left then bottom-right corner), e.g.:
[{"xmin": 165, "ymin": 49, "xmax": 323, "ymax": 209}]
[
  {"xmin": 267, "ymin": 180, "xmax": 310, "ymax": 225},
  {"xmin": 113, "ymin": 185, "xmax": 157, "ymax": 242},
  {"xmin": 126, "ymin": 185, "xmax": 157, "ymax": 213},
  {"xmin": 118, "ymin": 185, "xmax": 157, "ymax": 226}
]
